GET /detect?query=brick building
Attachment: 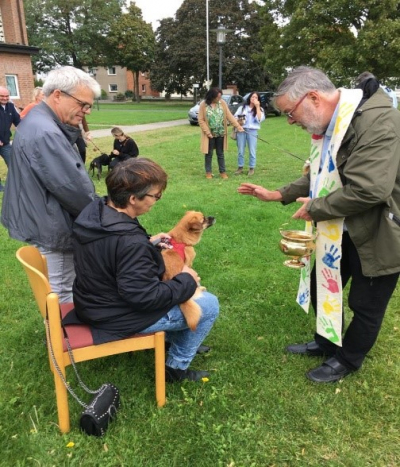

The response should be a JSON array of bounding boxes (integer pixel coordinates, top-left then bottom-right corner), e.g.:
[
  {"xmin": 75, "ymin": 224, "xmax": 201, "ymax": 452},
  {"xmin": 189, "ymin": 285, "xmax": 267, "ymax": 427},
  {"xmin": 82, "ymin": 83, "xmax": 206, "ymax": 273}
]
[{"xmin": 0, "ymin": 0, "xmax": 38, "ymax": 109}]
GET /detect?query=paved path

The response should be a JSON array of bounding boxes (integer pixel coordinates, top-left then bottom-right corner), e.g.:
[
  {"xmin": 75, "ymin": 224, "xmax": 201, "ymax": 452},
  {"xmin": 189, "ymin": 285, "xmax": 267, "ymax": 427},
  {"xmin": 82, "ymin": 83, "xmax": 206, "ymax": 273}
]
[{"xmin": 90, "ymin": 119, "xmax": 188, "ymax": 138}]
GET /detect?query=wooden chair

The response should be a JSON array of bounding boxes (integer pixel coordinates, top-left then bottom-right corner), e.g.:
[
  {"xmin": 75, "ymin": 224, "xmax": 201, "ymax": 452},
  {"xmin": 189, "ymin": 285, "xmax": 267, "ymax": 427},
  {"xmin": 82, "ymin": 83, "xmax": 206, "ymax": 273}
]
[{"xmin": 16, "ymin": 245, "xmax": 166, "ymax": 433}]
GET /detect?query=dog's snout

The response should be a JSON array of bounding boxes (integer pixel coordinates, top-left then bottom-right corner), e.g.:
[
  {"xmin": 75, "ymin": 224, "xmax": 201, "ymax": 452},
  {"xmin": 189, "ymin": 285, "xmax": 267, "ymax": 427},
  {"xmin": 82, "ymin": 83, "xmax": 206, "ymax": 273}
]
[{"xmin": 206, "ymin": 216, "xmax": 216, "ymax": 227}]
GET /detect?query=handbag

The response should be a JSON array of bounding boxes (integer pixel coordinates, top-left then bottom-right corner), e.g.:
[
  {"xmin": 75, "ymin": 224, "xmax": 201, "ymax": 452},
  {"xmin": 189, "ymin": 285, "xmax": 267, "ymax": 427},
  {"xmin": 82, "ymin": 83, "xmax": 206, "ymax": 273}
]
[
  {"xmin": 45, "ymin": 313, "xmax": 120, "ymax": 436},
  {"xmin": 231, "ymin": 127, "xmax": 237, "ymax": 140},
  {"xmin": 80, "ymin": 383, "xmax": 120, "ymax": 437}
]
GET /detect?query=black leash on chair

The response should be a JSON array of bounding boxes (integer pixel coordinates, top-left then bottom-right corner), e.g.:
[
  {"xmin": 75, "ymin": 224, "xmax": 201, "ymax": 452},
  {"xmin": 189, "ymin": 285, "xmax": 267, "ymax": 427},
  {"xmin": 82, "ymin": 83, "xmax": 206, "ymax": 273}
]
[
  {"xmin": 243, "ymin": 129, "xmax": 307, "ymax": 163},
  {"xmin": 44, "ymin": 305, "xmax": 120, "ymax": 436}
]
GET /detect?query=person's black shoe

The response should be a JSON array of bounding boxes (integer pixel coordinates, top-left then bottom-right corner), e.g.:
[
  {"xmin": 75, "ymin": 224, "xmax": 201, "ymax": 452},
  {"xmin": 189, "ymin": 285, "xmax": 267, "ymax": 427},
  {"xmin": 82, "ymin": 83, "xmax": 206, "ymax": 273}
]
[
  {"xmin": 306, "ymin": 357, "xmax": 354, "ymax": 383},
  {"xmin": 165, "ymin": 342, "xmax": 211, "ymax": 355},
  {"xmin": 286, "ymin": 340, "xmax": 330, "ymax": 357},
  {"xmin": 166, "ymin": 366, "xmax": 210, "ymax": 383}
]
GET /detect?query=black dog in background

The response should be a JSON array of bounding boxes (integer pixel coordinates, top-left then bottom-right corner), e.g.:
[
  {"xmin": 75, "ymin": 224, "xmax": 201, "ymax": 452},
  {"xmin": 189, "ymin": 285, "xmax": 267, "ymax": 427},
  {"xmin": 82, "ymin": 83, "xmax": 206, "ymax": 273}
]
[{"xmin": 89, "ymin": 154, "xmax": 111, "ymax": 180}]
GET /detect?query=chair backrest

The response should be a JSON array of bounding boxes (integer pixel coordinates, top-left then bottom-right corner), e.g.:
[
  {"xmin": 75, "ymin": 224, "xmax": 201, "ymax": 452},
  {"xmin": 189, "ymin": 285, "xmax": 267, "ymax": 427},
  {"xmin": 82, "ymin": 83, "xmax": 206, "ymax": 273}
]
[{"xmin": 16, "ymin": 246, "xmax": 52, "ymax": 319}]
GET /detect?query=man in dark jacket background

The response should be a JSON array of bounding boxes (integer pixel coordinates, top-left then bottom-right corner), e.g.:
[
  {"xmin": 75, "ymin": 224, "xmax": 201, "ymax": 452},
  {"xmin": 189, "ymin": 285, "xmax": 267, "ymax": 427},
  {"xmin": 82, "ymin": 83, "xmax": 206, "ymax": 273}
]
[
  {"xmin": 0, "ymin": 85, "xmax": 20, "ymax": 191},
  {"xmin": 1, "ymin": 66, "xmax": 100, "ymax": 303}
]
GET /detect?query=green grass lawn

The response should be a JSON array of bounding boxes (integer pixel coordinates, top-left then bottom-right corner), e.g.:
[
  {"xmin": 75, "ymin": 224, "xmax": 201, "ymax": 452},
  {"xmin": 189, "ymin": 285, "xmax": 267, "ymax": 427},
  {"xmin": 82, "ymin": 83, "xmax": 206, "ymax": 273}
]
[
  {"xmin": 86, "ymin": 101, "xmax": 191, "ymax": 129},
  {"xmin": 0, "ymin": 115, "xmax": 399, "ymax": 466}
]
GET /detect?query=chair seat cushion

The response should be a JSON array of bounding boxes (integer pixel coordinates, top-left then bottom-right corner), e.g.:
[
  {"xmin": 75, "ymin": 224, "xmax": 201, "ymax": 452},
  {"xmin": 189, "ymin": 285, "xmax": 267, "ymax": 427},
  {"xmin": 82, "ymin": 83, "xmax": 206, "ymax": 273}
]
[
  {"xmin": 59, "ymin": 304, "xmax": 155, "ymax": 351},
  {"xmin": 60, "ymin": 303, "xmax": 94, "ymax": 351}
]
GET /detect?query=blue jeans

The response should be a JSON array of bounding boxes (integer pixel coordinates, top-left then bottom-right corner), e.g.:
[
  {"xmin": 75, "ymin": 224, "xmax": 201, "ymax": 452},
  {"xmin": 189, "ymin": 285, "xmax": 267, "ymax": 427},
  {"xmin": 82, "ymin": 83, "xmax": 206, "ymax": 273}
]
[
  {"xmin": 37, "ymin": 247, "xmax": 75, "ymax": 304},
  {"xmin": 236, "ymin": 130, "xmax": 258, "ymax": 168},
  {"xmin": 0, "ymin": 143, "xmax": 12, "ymax": 167},
  {"xmin": 205, "ymin": 136, "xmax": 225, "ymax": 173},
  {"xmin": 139, "ymin": 291, "xmax": 219, "ymax": 370}
]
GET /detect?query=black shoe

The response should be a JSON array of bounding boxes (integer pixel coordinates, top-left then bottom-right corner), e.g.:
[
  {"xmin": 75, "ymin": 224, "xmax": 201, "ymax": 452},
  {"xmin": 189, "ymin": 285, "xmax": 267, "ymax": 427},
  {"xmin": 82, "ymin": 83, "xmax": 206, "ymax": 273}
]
[
  {"xmin": 166, "ymin": 366, "xmax": 210, "ymax": 383},
  {"xmin": 165, "ymin": 342, "xmax": 211, "ymax": 355},
  {"xmin": 306, "ymin": 357, "xmax": 354, "ymax": 383},
  {"xmin": 286, "ymin": 340, "xmax": 329, "ymax": 357}
]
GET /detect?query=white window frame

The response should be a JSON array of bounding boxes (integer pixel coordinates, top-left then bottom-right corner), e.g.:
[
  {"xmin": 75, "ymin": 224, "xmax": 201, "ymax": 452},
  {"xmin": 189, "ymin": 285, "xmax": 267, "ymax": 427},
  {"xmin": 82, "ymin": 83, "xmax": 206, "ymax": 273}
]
[
  {"xmin": 107, "ymin": 67, "xmax": 116, "ymax": 75},
  {"xmin": 109, "ymin": 84, "xmax": 118, "ymax": 93},
  {"xmin": 6, "ymin": 75, "xmax": 20, "ymax": 99}
]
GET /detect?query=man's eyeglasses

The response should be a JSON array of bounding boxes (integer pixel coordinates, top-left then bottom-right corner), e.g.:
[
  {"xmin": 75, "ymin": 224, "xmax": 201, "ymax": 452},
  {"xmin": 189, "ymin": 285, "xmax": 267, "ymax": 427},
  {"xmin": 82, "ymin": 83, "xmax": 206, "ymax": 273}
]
[
  {"xmin": 61, "ymin": 90, "xmax": 92, "ymax": 111},
  {"xmin": 284, "ymin": 93, "xmax": 308, "ymax": 119},
  {"xmin": 144, "ymin": 193, "xmax": 162, "ymax": 201}
]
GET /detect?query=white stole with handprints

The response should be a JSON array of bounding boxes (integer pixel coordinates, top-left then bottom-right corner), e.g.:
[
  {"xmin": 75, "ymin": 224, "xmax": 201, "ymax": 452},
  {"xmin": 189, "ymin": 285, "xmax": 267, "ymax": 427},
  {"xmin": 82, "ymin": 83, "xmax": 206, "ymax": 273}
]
[{"xmin": 296, "ymin": 89, "xmax": 363, "ymax": 346}]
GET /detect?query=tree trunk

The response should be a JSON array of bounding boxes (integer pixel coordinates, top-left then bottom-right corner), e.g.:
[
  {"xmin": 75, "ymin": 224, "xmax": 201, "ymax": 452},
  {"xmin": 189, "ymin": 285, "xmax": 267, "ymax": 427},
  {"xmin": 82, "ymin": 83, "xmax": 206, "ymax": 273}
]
[{"xmin": 134, "ymin": 72, "xmax": 141, "ymax": 103}]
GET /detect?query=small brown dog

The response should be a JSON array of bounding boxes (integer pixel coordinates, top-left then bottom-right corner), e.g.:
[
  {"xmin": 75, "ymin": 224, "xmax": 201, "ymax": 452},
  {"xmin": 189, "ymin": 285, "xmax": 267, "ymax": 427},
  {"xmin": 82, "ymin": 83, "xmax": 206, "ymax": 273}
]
[{"xmin": 161, "ymin": 211, "xmax": 215, "ymax": 331}]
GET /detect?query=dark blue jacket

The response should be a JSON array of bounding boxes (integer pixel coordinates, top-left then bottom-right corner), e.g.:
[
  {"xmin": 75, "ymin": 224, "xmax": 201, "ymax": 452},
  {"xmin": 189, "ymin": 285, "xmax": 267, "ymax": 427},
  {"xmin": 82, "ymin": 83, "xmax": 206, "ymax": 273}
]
[{"xmin": 0, "ymin": 102, "xmax": 20, "ymax": 144}]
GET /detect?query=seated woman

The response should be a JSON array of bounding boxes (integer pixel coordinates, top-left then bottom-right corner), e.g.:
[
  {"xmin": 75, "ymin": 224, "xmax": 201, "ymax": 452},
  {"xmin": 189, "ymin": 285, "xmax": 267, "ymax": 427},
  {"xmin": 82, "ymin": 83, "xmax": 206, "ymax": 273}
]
[
  {"xmin": 109, "ymin": 126, "xmax": 139, "ymax": 170},
  {"xmin": 71, "ymin": 158, "xmax": 219, "ymax": 382}
]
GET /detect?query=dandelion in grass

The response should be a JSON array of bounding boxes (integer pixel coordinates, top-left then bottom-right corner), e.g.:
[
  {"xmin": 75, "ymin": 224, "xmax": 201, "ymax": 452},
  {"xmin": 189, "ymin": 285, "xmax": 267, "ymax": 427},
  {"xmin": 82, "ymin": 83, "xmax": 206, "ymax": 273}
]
[
  {"xmin": 66, "ymin": 442, "xmax": 75, "ymax": 448},
  {"xmin": 202, "ymin": 377, "xmax": 209, "ymax": 383}
]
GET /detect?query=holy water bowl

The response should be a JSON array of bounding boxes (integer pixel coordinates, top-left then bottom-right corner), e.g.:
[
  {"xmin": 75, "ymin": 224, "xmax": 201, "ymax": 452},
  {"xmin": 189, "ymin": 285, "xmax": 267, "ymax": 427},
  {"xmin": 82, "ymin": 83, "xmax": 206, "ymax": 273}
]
[{"xmin": 279, "ymin": 230, "xmax": 316, "ymax": 269}]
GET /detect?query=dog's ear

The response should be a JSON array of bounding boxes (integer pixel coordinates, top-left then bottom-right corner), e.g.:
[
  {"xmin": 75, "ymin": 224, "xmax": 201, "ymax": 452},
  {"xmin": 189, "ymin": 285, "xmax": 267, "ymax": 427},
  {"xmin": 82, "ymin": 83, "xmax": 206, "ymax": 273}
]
[{"xmin": 187, "ymin": 212, "xmax": 206, "ymax": 232}]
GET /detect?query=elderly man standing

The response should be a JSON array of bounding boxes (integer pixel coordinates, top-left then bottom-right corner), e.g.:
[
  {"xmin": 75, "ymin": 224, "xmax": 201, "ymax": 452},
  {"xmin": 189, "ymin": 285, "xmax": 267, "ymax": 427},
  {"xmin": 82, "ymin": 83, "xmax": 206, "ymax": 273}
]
[
  {"xmin": 0, "ymin": 86, "xmax": 21, "ymax": 191},
  {"xmin": 2, "ymin": 66, "xmax": 100, "ymax": 303},
  {"xmin": 238, "ymin": 66, "xmax": 400, "ymax": 382}
]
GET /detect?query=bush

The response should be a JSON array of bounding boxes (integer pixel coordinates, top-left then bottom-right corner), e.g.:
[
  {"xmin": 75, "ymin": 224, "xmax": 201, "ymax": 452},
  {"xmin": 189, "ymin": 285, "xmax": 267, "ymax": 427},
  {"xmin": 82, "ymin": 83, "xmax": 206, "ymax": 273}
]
[
  {"xmin": 100, "ymin": 89, "xmax": 108, "ymax": 100},
  {"xmin": 113, "ymin": 93, "xmax": 126, "ymax": 101}
]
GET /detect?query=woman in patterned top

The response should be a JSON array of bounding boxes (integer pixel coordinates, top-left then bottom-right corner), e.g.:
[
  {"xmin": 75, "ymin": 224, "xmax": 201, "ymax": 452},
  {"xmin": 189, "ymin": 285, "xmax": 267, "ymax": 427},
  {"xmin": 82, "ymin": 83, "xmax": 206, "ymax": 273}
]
[{"xmin": 198, "ymin": 88, "xmax": 243, "ymax": 179}]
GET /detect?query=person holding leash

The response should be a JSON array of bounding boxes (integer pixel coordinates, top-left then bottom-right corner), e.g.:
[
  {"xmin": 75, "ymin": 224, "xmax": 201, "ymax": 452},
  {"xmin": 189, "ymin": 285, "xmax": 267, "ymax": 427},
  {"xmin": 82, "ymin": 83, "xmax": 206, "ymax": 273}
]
[
  {"xmin": 198, "ymin": 87, "xmax": 244, "ymax": 179},
  {"xmin": 234, "ymin": 91, "xmax": 265, "ymax": 176},
  {"xmin": 109, "ymin": 126, "xmax": 139, "ymax": 170}
]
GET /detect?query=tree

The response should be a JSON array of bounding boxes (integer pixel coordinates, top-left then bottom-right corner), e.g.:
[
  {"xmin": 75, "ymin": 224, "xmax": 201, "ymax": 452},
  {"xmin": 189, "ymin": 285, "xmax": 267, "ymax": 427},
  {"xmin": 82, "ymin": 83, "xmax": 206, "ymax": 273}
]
[
  {"xmin": 258, "ymin": 0, "xmax": 400, "ymax": 87},
  {"xmin": 107, "ymin": 2, "xmax": 156, "ymax": 102},
  {"xmin": 24, "ymin": 0, "xmax": 125, "ymax": 72},
  {"xmin": 151, "ymin": 0, "xmax": 269, "ymax": 97}
]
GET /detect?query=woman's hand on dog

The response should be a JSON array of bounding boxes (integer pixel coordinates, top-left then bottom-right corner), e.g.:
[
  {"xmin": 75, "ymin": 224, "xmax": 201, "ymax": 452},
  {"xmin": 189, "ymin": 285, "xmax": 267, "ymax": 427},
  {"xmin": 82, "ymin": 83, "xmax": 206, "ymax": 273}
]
[
  {"xmin": 182, "ymin": 265, "xmax": 201, "ymax": 285},
  {"xmin": 150, "ymin": 233, "xmax": 172, "ymax": 249},
  {"xmin": 237, "ymin": 183, "xmax": 283, "ymax": 202}
]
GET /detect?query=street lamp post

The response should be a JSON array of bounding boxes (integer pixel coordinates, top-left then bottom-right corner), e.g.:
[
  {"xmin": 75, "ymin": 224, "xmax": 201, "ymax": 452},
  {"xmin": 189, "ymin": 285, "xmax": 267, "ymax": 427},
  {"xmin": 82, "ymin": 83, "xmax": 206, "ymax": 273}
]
[{"xmin": 212, "ymin": 24, "xmax": 232, "ymax": 91}]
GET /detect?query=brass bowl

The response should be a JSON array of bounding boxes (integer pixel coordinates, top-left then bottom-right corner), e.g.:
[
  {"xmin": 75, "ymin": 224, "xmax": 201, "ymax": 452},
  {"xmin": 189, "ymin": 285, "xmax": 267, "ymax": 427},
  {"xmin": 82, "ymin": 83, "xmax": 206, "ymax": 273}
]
[{"xmin": 279, "ymin": 230, "xmax": 316, "ymax": 269}]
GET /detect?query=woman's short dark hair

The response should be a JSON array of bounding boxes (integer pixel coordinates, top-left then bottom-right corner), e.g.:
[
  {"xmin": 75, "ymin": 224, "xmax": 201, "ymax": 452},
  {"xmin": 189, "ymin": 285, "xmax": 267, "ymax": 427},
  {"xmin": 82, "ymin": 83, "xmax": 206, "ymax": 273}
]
[
  {"xmin": 106, "ymin": 158, "xmax": 168, "ymax": 208},
  {"xmin": 205, "ymin": 87, "xmax": 223, "ymax": 105}
]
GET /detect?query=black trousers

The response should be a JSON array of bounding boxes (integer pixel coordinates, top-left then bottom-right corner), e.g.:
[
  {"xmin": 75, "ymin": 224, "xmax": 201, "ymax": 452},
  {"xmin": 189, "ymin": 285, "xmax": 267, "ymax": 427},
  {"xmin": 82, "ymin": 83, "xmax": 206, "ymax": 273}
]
[
  {"xmin": 311, "ymin": 232, "xmax": 399, "ymax": 370},
  {"xmin": 205, "ymin": 136, "xmax": 225, "ymax": 174}
]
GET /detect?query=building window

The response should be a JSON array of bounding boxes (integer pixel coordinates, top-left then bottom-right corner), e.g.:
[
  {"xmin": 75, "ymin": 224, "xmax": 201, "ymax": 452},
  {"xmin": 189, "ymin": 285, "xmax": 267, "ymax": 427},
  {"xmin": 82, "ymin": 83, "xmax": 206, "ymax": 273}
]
[
  {"xmin": 141, "ymin": 84, "xmax": 146, "ymax": 93},
  {"xmin": 109, "ymin": 84, "xmax": 118, "ymax": 92},
  {"xmin": 107, "ymin": 67, "xmax": 116, "ymax": 75},
  {"xmin": 6, "ymin": 75, "xmax": 19, "ymax": 99}
]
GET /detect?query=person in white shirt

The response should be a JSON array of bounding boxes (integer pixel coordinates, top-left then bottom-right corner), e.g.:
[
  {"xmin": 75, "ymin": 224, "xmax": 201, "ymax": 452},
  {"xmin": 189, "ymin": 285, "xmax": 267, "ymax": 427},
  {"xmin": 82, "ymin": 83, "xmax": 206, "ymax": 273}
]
[{"xmin": 234, "ymin": 92, "xmax": 265, "ymax": 176}]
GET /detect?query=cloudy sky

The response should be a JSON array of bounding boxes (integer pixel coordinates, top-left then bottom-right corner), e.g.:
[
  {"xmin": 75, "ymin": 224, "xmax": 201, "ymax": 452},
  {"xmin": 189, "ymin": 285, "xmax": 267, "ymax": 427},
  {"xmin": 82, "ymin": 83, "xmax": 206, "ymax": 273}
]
[{"xmin": 132, "ymin": 0, "xmax": 184, "ymax": 29}]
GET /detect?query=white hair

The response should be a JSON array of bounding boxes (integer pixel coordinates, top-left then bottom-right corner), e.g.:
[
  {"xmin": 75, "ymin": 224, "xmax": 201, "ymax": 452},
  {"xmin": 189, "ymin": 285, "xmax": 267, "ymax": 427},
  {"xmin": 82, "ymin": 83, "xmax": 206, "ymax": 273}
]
[{"xmin": 43, "ymin": 66, "xmax": 101, "ymax": 98}]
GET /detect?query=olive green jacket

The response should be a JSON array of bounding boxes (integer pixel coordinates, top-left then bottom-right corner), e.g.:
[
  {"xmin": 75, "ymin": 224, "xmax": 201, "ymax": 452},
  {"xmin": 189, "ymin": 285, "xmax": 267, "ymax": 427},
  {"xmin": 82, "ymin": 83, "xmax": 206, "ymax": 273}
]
[{"xmin": 278, "ymin": 89, "xmax": 400, "ymax": 277}]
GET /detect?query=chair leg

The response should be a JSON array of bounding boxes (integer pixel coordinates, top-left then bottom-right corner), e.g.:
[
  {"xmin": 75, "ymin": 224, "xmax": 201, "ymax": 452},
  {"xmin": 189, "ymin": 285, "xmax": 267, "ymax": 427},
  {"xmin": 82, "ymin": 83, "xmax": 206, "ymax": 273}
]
[
  {"xmin": 52, "ymin": 365, "xmax": 71, "ymax": 433},
  {"xmin": 154, "ymin": 331, "xmax": 166, "ymax": 407}
]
